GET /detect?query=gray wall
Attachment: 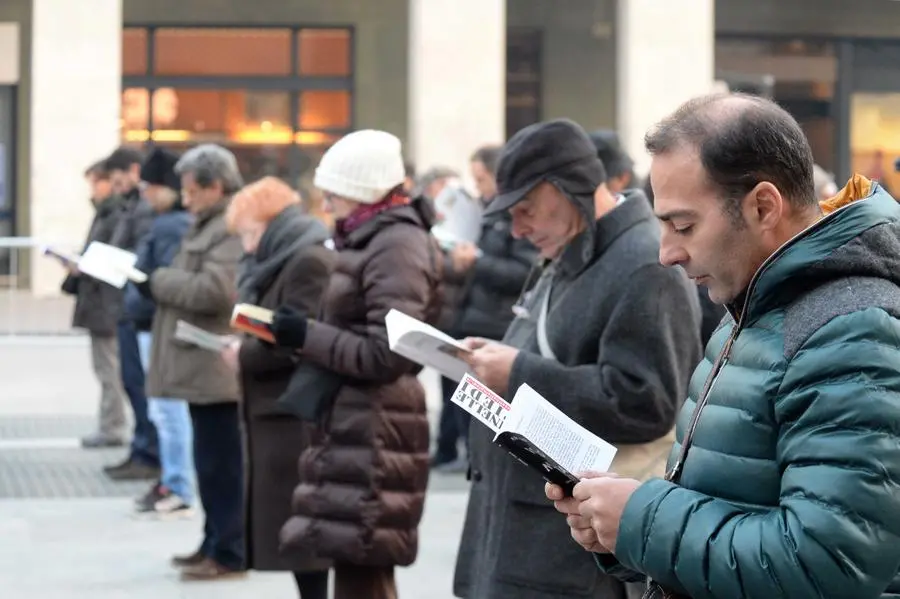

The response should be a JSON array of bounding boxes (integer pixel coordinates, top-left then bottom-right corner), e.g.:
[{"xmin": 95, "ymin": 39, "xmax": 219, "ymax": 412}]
[
  {"xmin": 717, "ymin": 0, "xmax": 900, "ymax": 38},
  {"xmin": 124, "ymin": 0, "xmax": 409, "ymax": 143},
  {"xmin": 508, "ymin": 0, "xmax": 616, "ymax": 132},
  {"xmin": 0, "ymin": 0, "xmax": 30, "ymax": 238}
]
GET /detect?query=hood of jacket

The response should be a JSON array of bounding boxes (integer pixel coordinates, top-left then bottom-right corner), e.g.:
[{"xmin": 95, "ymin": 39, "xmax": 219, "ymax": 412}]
[{"xmin": 741, "ymin": 174, "xmax": 900, "ymax": 324}]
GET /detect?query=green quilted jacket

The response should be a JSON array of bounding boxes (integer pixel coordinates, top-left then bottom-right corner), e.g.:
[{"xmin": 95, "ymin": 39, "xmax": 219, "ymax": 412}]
[{"xmin": 599, "ymin": 177, "xmax": 900, "ymax": 599}]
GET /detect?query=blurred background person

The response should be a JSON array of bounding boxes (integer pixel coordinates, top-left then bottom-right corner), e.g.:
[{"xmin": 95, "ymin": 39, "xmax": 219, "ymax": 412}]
[
  {"xmin": 813, "ymin": 163, "xmax": 839, "ymax": 201},
  {"xmin": 275, "ymin": 130, "xmax": 442, "ymax": 599},
  {"xmin": 222, "ymin": 176, "xmax": 334, "ymax": 599},
  {"xmin": 431, "ymin": 145, "xmax": 537, "ymax": 472},
  {"xmin": 589, "ymin": 130, "xmax": 638, "ymax": 194},
  {"xmin": 137, "ymin": 144, "xmax": 246, "ymax": 581},
  {"xmin": 63, "ymin": 160, "xmax": 129, "ymax": 449},
  {"xmin": 124, "ymin": 147, "xmax": 195, "ymax": 517},
  {"xmin": 104, "ymin": 147, "xmax": 160, "ymax": 480}
]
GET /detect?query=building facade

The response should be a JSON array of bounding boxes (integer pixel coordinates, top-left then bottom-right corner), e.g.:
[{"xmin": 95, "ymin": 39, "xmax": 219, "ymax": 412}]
[{"xmin": 4, "ymin": 0, "xmax": 900, "ymax": 295}]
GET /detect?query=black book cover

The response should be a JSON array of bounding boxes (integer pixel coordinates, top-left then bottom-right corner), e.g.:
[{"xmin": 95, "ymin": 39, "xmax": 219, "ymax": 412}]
[{"xmin": 494, "ymin": 431, "xmax": 580, "ymax": 496}]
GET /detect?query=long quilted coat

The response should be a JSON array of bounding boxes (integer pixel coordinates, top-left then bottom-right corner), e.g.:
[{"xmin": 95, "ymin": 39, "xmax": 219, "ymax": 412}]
[{"xmin": 600, "ymin": 176, "xmax": 900, "ymax": 599}]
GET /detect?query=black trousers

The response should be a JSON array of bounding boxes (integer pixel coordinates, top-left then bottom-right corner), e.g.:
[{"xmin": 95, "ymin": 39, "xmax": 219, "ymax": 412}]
[
  {"xmin": 435, "ymin": 376, "xmax": 471, "ymax": 461},
  {"xmin": 190, "ymin": 402, "xmax": 246, "ymax": 571}
]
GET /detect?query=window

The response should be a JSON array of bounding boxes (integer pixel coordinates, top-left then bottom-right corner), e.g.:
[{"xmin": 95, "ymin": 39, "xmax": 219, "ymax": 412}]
[
  {"xmin": 850, "ymin": 93, "xmax": 900, "ymax": 196},
  {"xmin": 154, "ymin": 28, "xmax": 292, "ymax": 76},
  {"xmin": 121, "ymin": 26, "xmax": 354, "ymax": 184},
  {"xmin": 298, "ymin": 29, "xmax": 351, "ymax": 76},
  {"xmin": 716, "ymin": 38, "xmax": 837, "ymax": 171},
  {"xmin": 122, "ymin": 28, "xmax": 147, "ymax": 75},
  {"xmin": 506, "ymin": 28, "xmax": 542, "ymax": 138}
]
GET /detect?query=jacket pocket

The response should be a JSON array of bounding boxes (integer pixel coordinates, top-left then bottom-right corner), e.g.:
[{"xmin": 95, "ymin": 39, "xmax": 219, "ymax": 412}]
[{"xmin": 494, "ymin": 501, "xmax": 600, "ymax": 596}]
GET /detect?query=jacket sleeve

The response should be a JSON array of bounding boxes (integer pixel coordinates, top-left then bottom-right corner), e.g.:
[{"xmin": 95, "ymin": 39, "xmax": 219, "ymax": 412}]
[
  {"xmin": 508, "ymin": 263, "xmax": 701, "ymax": 444},
  {"xmin": 151, "ymin": 222, "xmax": 187, "ymax": 271},
  {"xmin": 612, "ymin": 307, "xmax": 900, "ymax": 599},
  {"xmin": 149, "ymin": 234, "xmax": 242, "ymax": 316},
  {"xmin": 470, "ymin": 237, "xmax": 537, "ymax": 296},
  {"xmin": 239, "ymin": 249, "xmax": 334, "ymax": 376},
  {"xmin": 302, "ymin": 233, "xmax": 435, "ymax": 382}
]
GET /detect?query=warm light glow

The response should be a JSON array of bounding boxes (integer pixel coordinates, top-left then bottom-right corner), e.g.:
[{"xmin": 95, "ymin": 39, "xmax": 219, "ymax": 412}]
[
  {"xmin": 261, "ymin": 120, "xmax": 273, "ymax": 132},
  {"xmin": 122, "ymin": 129, "xmax": 192, "ymax": 142},
  {"xmin": 294, "ymin": 131, "xmax": 334, "ymax": 145}
]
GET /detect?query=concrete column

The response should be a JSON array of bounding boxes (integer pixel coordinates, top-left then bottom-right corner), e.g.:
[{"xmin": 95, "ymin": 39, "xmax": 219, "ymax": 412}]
[
  {"xmin": 408, "ymin": 0, "xmax": 506, "ymax": 189},
  {"xmin": 616, "ymin": 0, "xmax": 716, "ymax": 177},
  {"xmin": 30, "ymin": 0, "xmax": 121, "ymax": 296}
]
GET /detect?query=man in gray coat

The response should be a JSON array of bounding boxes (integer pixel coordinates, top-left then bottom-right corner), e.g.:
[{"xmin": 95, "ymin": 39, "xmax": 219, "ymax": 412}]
[{"xmin": 452, "ymin": 119, "xmax": 702, "ymax": 599}]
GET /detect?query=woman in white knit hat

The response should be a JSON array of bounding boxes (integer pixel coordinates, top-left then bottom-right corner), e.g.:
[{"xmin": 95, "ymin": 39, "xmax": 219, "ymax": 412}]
[{"xmin": 271, "ymin": 130, "xmax": 444, "ymax": 599}]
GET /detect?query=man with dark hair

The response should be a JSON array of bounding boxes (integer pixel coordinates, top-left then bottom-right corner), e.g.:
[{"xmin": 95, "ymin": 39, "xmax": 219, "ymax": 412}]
[
  {"xmin": 101, "ymin": 146, "xmax": 160, "ymax": 480},
  {"xmin": 64, "ymin": 159, "xmax": 129, "ymax": 448},
  {"xmin": 470, "ymin": 145, "xmax": 501, "ymax": 200},
  {"xmin": 588, "ymin": 130, "xmax": 636, "ymax": 194},
  {"xmin": 431, "ymin": 145, "xmax": 537, "ymax": 472},
  {"xmin": 551, "ymin": 93, "xmax": 900, "ymax": 598}
]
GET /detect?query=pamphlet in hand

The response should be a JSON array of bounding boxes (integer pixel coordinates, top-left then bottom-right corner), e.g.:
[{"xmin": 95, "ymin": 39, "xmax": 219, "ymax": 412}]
[
  {"xmin": 451, "ymin": 374, "xmax": 617, "ymax": 496},
  {"xmin": 77, "ymin": 241, "xmax": 147, "ymax": 288},
  {"xmin": 385, "ymin": 309, "xmax": 471, "ymax": 381},
  {"xmin": 231, "ymin": 303, "xmax": 275, "ymax": 344},
  {"xmin": 175, "ymin": 320, "xmax": 234, "ymax": 352}
]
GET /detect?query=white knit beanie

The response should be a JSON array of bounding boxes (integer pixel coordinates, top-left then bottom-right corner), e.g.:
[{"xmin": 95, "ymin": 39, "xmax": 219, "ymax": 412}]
[{"xmin": 314, "ymin": 130, "xmax": 406, "ymax": 204}]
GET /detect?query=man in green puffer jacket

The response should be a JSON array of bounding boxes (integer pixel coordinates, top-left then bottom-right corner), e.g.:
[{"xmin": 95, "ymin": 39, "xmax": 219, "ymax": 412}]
[{"xmin": 547, "ymin": 92, "xmax": 900, "ymax": 599}]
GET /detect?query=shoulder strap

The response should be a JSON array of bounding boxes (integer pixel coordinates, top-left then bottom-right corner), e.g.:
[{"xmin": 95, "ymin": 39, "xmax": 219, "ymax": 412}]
[{"xmin": 536, "ymin": 284, "xmax": 558, "ymax": 362}]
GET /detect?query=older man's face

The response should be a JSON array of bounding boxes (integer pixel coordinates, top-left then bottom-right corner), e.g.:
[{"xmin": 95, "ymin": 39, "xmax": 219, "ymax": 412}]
[
  {"xmin": 509, "ymin": 182, "xmax": 585, "ymax": 259},
  {"xmin": 180, "ymin": 172, "xmax": 224, "ymax": 214}
]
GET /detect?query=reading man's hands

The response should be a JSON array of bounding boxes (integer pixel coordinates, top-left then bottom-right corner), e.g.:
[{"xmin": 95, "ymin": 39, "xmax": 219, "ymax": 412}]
[
  {"xmin": 450, "ymin": 242, "xmax": 479, "ymax": 274},
  {"xmin": 221, "ymin": 338, "xmax": 241, "ymax": 372},
  {"xmin": 546, "ymin": 473, "xmax": 641, "ymax": 554},
  {"xmin": 459, "ymin": 338, "xmax": 518, "ymax": 396}
]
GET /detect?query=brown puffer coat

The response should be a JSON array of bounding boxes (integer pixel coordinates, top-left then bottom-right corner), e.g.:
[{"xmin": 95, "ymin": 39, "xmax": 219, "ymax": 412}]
[{"xmin": 279, "ymin": 199, "xmax": 443, "ymax": 567}]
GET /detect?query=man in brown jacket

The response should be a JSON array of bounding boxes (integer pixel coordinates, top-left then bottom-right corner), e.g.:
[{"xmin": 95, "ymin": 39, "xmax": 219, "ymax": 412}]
[{"xmin": 137, "ymin": 144, "xmax": 246, "ymax": 581}]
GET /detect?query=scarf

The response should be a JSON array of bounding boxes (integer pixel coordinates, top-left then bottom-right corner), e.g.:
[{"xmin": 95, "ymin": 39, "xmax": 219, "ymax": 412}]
[
  {"xmin": 236, "ymin": 204, "xmax": 331, "ymax": 304},
  {"xmin": 333, "ymin": 187, "xmax": 411, "ymax": 249}
]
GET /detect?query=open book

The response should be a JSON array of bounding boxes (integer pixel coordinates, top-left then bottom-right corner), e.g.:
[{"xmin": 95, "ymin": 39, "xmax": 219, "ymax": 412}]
[
  {"xmin": 451, "ymin": 374, "xmax": 617, "ymax": 495},
  {"xmin": 385, "ymin": 309, "xmax": 471, "ymax": 381},
  {"xmin": 43, "ymin": 241, "xmax": 147, "ymax": 289},
  {"xmin": 175, "ymin": 320, "xmax": 234, "ymax": 352},
  {"xmin": 231, "ymin": 303, "xmax": 275, "ymax": 344}
]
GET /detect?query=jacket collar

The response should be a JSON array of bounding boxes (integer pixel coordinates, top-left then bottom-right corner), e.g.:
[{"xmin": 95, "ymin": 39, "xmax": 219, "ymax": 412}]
[
  {"xmin": 556, "ymin": 190, "xmax": 654, "ymax": 277},
  {"xmin": 194, "ymin": 196, "xmax": 231, "ymax": 228}
]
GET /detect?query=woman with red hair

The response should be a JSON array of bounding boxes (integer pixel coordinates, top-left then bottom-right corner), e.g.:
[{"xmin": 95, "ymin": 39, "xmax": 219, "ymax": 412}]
[{"xmin": 222, "ymin": 176, "xmax": 335, "ymax": 598}]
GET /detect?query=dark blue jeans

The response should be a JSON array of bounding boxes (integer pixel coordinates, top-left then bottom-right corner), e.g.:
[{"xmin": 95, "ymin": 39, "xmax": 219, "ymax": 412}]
[
  {"xmin": 191, "ymin": 402, "xmax": 245, "ymax": 570},
  {"xmin": 117, "ymin": 321, "xmax": 159, "ymax": 466}
]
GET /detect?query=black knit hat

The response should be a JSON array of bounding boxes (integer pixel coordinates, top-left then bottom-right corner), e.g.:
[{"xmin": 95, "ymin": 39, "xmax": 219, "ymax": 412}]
[
  {"xmin": 485, "ymin": 119, "xmax": 607, "ymax": 216},
  {"xmin": 140, "ymin": 147, "xmax": 181, "ymax": 190}
]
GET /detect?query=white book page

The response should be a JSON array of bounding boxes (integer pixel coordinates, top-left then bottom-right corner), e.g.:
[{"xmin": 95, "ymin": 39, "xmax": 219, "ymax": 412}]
[
  {"xmin": 175, "ymin": 320, "xmax": 233, "ymax": 352},
  {"xmin": 385, "ymin": 309, "xmax": 471, "ymax": 381},
  {"xmin": 78, "ymin": 242, "xmax": 146, "ymax": 288},
  {"xmin": 504, "ymin": 384, "xmax": 617, "ymax": 475},
  {"xmin": 449, "ymin": 374, "xmax": 511, "ymax": 433}
]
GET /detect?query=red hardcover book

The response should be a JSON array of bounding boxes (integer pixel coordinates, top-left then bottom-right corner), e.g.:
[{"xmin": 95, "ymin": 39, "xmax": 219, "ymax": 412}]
[{"xmin": 230, "ymin": 303, "xmax": 275, "ymax": 344}]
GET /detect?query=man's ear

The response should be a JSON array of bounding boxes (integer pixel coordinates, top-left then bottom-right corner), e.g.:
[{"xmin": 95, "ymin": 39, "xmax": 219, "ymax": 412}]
[{"xmin": 743, "ymin": 181, "xmax": 784, "ymax": 232}]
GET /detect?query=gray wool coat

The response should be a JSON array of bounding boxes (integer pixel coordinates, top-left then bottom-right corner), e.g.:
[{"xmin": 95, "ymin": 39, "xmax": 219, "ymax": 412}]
[{"xmin": 453, "ymin": 191, "xmax": 703, "ymax": 599}]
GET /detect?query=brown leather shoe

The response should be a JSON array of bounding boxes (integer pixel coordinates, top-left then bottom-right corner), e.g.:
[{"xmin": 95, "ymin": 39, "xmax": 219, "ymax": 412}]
[
  {"xmin": 179, "ymin": 557, "xmax": 247, "ymax": 581},
  {"xmin": 171, "ymin": 549, "xmax": 205, "ymax": 568}
]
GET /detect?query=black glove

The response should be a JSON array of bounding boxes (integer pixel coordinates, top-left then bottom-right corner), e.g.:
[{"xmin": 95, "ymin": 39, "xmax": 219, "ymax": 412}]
[{"xmin": 271, "ymin": 305, "xmax": 309, "ymax": 349}]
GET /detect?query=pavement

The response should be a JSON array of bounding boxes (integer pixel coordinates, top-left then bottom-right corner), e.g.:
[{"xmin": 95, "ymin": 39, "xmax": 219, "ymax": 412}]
[{"xmin": 0, "ymin": 336, "xmax": 469, "ymax": 598}]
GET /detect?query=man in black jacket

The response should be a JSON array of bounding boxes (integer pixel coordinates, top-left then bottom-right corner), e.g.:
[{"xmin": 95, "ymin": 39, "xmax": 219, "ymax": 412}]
[
  {"xmin": 65, "ymin": 161, "xmax": 129, "ymax": 448},
  {"xmin": 431, "ymin": 146, "xmax": 538, "ymax": 472}
]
